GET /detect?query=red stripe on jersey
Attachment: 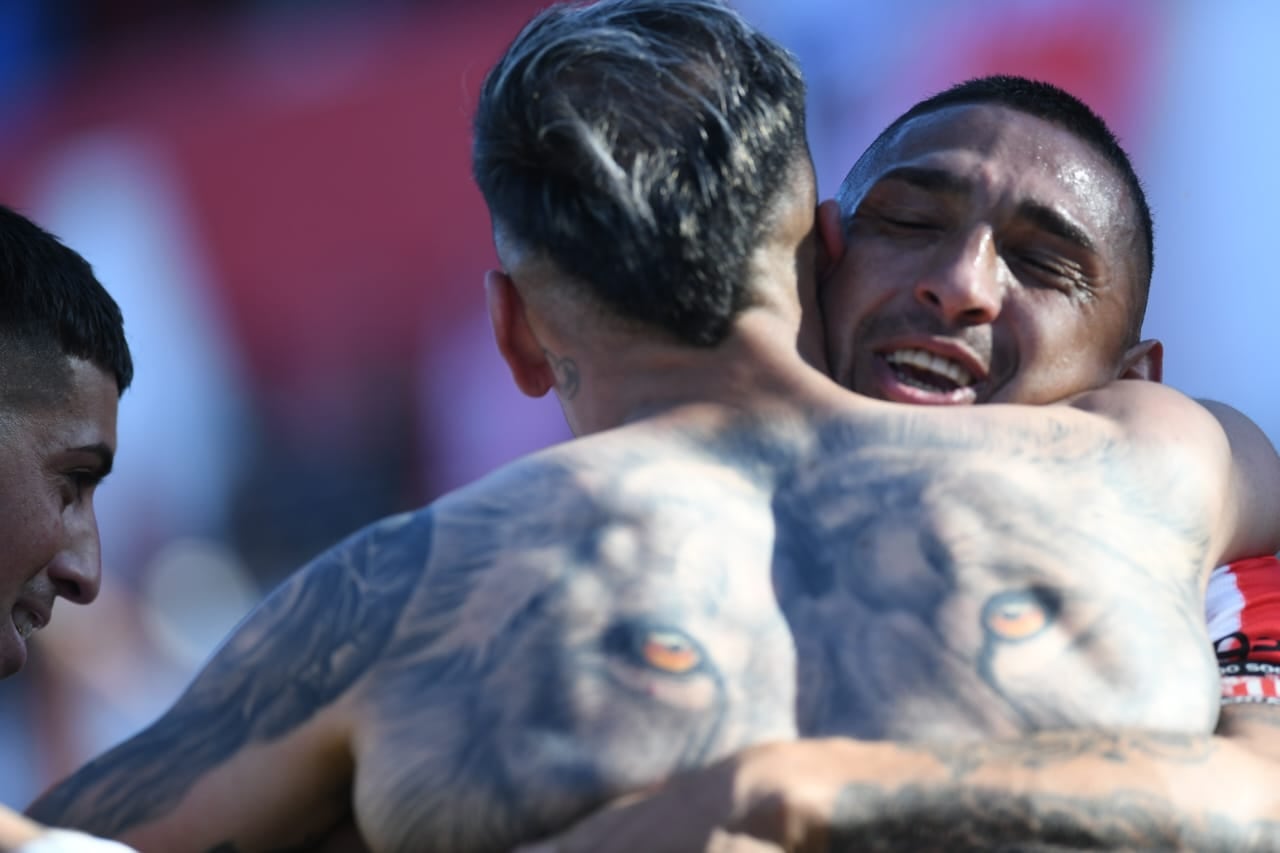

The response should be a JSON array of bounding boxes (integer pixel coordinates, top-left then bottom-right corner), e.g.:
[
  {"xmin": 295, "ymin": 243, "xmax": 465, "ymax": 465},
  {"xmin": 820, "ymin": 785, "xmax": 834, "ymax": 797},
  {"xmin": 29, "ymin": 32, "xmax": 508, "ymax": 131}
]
[{"xmin": 1214, "ymin": 556, "xmax": 1280, "ymax": 667}]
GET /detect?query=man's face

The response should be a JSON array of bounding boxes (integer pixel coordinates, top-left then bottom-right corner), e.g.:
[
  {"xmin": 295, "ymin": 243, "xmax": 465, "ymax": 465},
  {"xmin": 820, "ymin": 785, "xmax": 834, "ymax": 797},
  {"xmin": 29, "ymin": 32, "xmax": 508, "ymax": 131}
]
[
  {"xmin": 0, "ymin": 357, "xmax": 118, "ymax": 678},
  {"xmin": 822, "ymin": 104, "xmax": 1145, "ymax": 405}
]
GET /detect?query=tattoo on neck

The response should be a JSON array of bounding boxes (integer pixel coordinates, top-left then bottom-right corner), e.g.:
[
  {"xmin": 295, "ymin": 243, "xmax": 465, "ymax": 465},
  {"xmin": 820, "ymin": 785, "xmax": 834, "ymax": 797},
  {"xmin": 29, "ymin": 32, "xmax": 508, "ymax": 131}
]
[{"xmin": 543, "ymin": 347, "xmax": 580, "ymax": 399}]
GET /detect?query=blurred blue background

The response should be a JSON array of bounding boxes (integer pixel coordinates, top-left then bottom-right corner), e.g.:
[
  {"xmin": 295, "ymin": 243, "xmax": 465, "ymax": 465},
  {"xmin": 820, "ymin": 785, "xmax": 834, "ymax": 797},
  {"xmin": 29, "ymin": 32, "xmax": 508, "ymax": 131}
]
[{"xmin": 2, "ymin": 0, "xmax": 1277, "ymax": 809}]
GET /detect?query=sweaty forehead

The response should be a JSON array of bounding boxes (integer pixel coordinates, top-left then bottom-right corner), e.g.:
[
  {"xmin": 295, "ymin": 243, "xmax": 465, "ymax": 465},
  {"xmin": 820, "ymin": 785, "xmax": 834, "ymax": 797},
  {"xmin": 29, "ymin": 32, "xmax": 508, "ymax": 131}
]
[{"xmin": 861, "ymin": 104, "xmax": 1136, "ymax": 247}]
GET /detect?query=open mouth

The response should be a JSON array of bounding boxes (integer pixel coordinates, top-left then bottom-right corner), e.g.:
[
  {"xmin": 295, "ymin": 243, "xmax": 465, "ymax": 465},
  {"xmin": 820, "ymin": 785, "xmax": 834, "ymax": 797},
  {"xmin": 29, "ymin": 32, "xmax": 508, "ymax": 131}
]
[
  {"xmin": 873, "ymin": 347, "xmax": 984, "ymax": 405},
  {"xmin": 884, "ymin": 348, "xmax": 975, "ymax": 392}
]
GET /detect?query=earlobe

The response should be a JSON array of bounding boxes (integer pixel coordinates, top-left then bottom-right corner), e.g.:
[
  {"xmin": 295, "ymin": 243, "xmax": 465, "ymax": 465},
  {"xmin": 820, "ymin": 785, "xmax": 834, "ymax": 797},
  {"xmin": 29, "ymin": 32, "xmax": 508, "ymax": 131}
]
[
  {"xmin": 1118, "ymin": 338, "xmax": 1164, "ymax": 383},
  {"xmin": 484, "ymin": 270, "xmax": 555, "ymax": 398}
]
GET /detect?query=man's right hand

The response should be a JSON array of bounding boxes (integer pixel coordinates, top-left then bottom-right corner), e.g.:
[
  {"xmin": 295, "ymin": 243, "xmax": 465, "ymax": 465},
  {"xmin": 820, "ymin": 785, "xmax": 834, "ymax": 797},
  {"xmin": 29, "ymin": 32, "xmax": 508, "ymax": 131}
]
[{"xmin": 513, "ymin": 739, "xmax": 898, "ymax": 853}]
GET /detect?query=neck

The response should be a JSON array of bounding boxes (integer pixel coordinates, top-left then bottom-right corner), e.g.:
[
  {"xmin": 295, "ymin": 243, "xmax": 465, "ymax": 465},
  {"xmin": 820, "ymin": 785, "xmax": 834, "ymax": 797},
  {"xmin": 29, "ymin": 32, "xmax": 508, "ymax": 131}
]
[{"xmin": 552, "ymin": 308, "xmax": 831, "ymax": 437}]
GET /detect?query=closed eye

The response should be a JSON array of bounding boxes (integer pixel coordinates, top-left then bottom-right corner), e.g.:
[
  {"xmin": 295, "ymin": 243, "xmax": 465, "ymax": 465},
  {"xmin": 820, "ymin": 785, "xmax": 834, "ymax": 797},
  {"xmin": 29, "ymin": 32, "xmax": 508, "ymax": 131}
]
[
  {"xmin": 1018, "ymin": 251, "xmax": 1066, "ymax": 273},
  {"xmin": 1012, "ymin": 251, "xmax": 1087, "ymax": 291},
  {"xmin": 881, "ymin": 215, "xmax": 939, "ymax": 232}
]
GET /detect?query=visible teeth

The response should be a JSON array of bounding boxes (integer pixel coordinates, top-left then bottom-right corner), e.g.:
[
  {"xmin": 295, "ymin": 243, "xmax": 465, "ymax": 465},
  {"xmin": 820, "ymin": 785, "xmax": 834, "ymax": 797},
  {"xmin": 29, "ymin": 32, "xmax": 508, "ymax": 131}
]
[{"xmin": 885, "ymin": 348, "xmax": 974, "ymax": 388}]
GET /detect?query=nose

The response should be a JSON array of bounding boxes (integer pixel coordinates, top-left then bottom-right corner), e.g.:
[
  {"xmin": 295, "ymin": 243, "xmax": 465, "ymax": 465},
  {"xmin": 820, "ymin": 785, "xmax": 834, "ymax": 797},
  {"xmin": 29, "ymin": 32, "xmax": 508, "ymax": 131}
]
[
  {"xmin": 48, "ymin": 509, "xmax": 103, "ymax": 605},
  {"xmin": 915, "ymin": 228, "xmax": 1002, "ymax": 326}
]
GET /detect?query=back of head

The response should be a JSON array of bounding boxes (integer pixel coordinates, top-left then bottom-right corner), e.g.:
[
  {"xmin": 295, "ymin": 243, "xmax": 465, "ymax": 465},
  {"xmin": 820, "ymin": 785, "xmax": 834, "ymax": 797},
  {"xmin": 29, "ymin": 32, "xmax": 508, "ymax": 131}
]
[
  {"xmin": 841, "ymin": 75, "xmax": 1153, "ymax": 343},
  {"xmin": 473, "ymin": 0, "xmax": 809, "ymax": 347},
  {"xmin": 0, "ymin": 205, "xmax": 133, "ymax": 409}
]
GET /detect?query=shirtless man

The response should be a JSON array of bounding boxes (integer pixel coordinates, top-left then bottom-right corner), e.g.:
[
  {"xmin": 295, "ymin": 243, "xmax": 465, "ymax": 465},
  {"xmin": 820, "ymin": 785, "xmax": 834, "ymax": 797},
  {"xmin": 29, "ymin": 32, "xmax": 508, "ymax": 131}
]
[
  {"xmin": 28, "ymin": 3, "xmax": 1280, "ymax": 852},
  {"xmin": 534, "ymin": 75, "xmax": 1280, "ymax": 851},
  {"xmin": 0, "ymin": 204, "xmax": 135, "ymax": 852}
]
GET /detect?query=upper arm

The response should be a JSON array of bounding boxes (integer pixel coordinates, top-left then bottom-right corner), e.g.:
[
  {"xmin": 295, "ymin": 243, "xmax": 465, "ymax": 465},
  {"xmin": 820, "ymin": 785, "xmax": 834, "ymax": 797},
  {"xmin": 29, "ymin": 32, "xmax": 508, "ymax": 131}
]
[
  {"xmin": 26, "ymin": 512, "xmax": 429, "ymax": 852},
  {"xmin": 1197, "ymin": 400, "xmax": 1280, "ymax": 563}
]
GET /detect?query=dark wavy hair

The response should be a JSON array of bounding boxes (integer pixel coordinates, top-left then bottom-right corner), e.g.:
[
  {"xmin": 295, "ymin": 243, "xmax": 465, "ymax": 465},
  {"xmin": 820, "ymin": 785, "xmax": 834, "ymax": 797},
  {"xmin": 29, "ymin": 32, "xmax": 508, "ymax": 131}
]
[{"xmin": 473, "ymin": 0, "xmax": 809, "ymax": 347}]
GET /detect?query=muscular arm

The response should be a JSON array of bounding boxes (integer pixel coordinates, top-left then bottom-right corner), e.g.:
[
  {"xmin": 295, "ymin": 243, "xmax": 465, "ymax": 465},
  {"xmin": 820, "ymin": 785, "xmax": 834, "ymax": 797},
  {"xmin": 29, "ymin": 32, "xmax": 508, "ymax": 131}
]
[
  {"xmin": 527, "ymin": 726, "xmax": 1280, "ymax": 852},
  {"xmin": 25, "ymin": 514, "xmax": 427, "ymax": 853},
  {"xmin": 823, "ymin": 728, "xmax": 1280, "ymax": 852},
  {"xmin": 1199, "ymin": 400, "xmax": 1280, "ymax": 563}
]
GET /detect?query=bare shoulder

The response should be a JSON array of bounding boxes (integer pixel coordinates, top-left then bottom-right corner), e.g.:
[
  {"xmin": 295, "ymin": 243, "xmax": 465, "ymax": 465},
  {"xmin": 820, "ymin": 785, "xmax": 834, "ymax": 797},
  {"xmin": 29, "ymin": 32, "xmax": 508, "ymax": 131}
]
[
  {"xmin": 1066, "ymin": 378, "xmax": 1228, "ymax": 446},
  {"xmin": 1061, "ymin": 380, "xmax": 1233, "ymax": 506},
  {"xmin": 1069, "ymin": 381, "xmax": 1280, "ymax": 562}
]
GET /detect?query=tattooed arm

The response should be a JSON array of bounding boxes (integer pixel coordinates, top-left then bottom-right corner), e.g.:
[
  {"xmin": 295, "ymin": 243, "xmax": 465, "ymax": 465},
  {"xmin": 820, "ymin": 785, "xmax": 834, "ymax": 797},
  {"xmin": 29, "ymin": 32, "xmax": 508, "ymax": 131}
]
[
  {"xmin": 521, "ymin": 729, "xmax": 1280, "ymax": 852},
  {"xmin": 24, "ymin": 513, "xmax": 428, "ymax": 853}
]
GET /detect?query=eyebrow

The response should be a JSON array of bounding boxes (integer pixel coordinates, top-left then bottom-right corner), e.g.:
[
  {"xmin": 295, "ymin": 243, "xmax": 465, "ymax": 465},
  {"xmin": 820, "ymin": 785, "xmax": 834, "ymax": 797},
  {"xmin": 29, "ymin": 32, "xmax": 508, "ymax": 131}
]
[
  {"xmin": 1013, "ymin": 200, "xmax": 1097, "ymax": 255},
  {"xmin": 876, "ymin": 165, "xmax": 972, "ymax": 197},
  {"xmin": 875, "ymin": 165, "xmax": 1098, "ymax": 255}
]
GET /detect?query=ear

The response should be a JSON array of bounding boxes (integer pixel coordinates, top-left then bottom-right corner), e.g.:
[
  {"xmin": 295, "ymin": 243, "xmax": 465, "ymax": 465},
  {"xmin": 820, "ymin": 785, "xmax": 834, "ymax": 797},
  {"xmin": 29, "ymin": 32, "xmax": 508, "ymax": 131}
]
[
  {"xmin": 484, "ymin": 270, "xmax": 555, "ymax": 397},
  {"xmin": 1118, "ymin": 338, "xmax": 1164, "ymax": 383},
  {"xmin": 815, "ymin": 199, "xmax": 846, "ymax": 280}
]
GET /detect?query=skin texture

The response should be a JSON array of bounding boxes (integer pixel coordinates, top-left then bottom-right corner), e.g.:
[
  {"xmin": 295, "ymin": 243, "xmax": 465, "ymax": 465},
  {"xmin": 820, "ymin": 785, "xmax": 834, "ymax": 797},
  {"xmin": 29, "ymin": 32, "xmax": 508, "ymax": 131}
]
[
  {"xmin": 25, "ymin": 370, "xmax": 1280, "ymax": 852},
  {"xmin": 0, "ymin": 357, "xmax": 118, "ymax": 678}
]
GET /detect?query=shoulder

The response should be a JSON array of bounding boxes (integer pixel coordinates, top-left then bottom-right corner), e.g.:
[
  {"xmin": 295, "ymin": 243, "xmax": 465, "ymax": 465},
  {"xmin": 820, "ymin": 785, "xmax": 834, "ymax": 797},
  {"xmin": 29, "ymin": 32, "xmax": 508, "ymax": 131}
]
[
  {"xmin": 1065, "ymin": 380, "xmax": 1278, "ymax": 493},
  {"xmin": 1065, "ymin": 379, "xmax": 1227, "ymax": 447},
  {"xmin": 1069, "ymin": 381, "xmax": 1280, "ymax": 562}
]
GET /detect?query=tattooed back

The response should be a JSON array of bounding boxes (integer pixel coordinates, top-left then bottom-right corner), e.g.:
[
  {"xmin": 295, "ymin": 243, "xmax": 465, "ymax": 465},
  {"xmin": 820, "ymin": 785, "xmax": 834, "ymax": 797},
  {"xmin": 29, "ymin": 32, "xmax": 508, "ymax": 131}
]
[
  {"xmin": 344, "ymin": 390, "xmax": 1222, "ymax": 851},
  {"xmin": 28, "ymin": 385, "xmax": 1235, "ymax": 853}
]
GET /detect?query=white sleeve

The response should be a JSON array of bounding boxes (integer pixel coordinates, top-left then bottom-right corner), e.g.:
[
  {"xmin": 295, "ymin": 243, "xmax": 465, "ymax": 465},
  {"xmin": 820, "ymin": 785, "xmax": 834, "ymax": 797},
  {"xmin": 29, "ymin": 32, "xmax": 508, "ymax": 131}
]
[{"xmin": 16, "ymin": 830, "xmax": 139, "ymax": 853}]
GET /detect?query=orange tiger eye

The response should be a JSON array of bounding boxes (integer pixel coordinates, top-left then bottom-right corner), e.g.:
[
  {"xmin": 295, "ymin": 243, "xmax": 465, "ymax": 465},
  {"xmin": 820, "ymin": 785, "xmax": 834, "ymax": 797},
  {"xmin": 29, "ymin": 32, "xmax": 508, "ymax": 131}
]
[
  {"xmin": 983, "ymin": 590, "xmax": 1053, "ymax": 642},
  {"xmin": 642, "ymin": 629, "xmax": 702, "ymax": 674}
]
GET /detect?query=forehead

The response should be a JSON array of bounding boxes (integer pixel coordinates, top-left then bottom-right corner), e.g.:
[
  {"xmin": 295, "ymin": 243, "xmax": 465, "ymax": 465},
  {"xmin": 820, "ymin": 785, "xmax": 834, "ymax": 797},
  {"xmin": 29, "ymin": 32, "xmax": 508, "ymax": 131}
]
[
  {"xmin": 862, "ymin": 104, "xmax": 1136, "ymax": 249},
  {"xmin": 21, "ymin": 358, "xmax": 119, "ymax": 455}
]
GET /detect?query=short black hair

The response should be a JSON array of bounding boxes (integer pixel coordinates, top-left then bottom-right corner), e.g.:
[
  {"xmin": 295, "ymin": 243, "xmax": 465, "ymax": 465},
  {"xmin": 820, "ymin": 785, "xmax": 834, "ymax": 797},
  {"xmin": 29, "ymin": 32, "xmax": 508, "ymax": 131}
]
[
  {"xmin": 473, "ymin": 0, "xmax": 810, "ymax": 347},
  {"xmin": 0, "ymin": 204, "xmax": 133, "ymax": 404},
  {"xmin": 840, "ymin": 75, "xmax": 1153, "ymax": 344}
]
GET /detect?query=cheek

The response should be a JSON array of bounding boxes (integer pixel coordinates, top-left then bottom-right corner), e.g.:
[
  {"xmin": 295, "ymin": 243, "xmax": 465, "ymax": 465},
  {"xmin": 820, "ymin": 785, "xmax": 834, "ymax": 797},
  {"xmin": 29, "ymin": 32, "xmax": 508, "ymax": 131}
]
[
  {"xmin": 1011, "ymin": 309, "xmax": 1115, "ymax": 399},
  {"xmin": 821, "ymin": 254, "xmax": 884, "ymax": 338},
  {"xmin": 0, "ymin": 504, "xmax": 59, "ymax": 596}
]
